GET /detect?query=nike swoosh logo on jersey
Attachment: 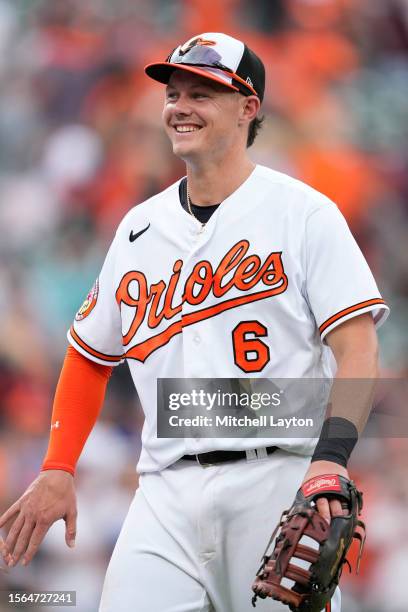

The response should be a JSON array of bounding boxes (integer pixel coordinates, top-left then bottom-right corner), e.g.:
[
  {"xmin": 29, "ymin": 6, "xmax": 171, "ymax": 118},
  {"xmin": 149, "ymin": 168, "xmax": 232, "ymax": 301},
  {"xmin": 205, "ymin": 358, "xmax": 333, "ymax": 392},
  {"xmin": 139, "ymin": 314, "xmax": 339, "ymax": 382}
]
[{"xmin": 129, "ymin": 223, "xmax": 150, "ymax": 242}]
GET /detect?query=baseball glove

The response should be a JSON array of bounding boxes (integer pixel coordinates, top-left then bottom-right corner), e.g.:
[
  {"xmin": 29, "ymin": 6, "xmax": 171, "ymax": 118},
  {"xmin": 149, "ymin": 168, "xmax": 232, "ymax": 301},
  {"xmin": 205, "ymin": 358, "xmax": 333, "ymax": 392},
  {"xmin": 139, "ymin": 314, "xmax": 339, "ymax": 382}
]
[{"xmin": 251, "ymin": 474, "xmax": 365, "ymax": 611}]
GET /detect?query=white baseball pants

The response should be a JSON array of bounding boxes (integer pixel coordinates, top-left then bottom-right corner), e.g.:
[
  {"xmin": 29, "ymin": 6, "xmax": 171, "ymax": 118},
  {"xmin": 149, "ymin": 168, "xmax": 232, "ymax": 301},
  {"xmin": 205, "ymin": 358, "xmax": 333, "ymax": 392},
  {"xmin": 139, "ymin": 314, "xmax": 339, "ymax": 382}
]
[{"xmin": 99, "ymin": 449, "xmax": 341, "ymax": 612}]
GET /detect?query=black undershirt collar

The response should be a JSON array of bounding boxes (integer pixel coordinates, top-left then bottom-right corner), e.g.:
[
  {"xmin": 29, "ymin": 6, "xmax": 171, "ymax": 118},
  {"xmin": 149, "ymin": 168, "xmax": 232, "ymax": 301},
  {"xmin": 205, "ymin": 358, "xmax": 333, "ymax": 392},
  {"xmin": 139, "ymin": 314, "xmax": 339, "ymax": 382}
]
[{"xmin": 179, "ymin": 177, "xmax": 221, "ymax": 225}]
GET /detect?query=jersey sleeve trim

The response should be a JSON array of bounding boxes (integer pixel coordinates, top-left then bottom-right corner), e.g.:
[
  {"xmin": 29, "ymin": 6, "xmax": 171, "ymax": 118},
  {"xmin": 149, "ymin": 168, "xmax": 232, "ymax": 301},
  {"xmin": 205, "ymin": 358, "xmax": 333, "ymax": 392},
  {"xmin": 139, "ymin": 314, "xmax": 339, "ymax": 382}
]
[
  {"xmin": 319, "ymin": 298, "xmax": 389, "ymax": 340},
  {"xmin": 68, "ymin": 325, "xmax": 124, "ymax": 366}
]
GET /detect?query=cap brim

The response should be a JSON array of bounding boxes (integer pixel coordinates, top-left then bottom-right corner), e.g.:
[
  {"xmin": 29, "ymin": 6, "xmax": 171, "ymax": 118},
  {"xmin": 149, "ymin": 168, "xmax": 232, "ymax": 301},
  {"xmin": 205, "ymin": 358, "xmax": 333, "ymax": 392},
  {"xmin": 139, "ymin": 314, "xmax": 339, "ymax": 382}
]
[{"xmin": 144, "ymin": 62, "xmax": 240, "ymax": 93}]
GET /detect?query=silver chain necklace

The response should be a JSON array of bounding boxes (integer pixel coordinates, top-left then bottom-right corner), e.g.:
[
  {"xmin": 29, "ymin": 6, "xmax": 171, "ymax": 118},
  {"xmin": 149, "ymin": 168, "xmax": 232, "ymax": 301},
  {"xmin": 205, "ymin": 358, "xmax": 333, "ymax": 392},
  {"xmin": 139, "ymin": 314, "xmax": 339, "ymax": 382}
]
[{"xmin": 186, "ymin": 183, "xmax": 206, "ymax": 231}]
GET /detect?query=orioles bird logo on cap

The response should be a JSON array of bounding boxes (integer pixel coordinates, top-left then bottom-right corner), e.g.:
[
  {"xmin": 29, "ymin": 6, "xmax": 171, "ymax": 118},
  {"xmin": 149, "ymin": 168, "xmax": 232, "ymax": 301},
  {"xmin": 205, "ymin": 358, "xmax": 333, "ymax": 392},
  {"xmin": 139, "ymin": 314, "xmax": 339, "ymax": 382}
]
[{"xmin": 179, "ymin": 36, "xmax": 216, "ymax": 56}]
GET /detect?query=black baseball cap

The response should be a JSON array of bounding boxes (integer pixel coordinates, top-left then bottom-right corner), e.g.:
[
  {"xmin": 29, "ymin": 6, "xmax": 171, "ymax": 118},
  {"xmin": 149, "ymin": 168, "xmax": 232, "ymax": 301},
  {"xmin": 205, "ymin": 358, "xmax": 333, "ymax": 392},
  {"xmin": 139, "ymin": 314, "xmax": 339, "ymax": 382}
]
[{"xmin": 145, "ymin": 32, "xmax": 265, "ymax": 102}]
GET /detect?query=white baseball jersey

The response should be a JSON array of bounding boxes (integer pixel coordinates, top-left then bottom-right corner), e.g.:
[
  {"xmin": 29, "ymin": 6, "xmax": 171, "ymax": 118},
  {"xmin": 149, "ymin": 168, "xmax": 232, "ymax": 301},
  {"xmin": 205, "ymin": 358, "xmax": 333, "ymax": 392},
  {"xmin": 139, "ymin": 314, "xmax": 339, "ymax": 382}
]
[{"xmin": 68, "ymin": 165, "xmax": 389, "ymax": 473}]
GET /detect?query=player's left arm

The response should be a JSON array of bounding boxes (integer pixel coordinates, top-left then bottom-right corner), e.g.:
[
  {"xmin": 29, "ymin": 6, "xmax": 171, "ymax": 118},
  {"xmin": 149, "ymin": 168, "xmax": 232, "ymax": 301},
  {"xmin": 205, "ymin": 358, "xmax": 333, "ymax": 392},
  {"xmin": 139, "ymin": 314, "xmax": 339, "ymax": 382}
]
[{"xmin": 301, "ymin": 312, "xmax": 379, "ymax": 523}]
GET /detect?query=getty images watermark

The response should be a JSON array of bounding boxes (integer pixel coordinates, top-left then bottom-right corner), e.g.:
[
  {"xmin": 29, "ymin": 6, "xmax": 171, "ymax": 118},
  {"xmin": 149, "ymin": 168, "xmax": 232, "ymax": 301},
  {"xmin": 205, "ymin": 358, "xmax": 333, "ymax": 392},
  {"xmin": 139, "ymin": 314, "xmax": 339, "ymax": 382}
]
[
  {"xmin": 157, "ymin": 378, "xmax": 327, "ymax": 438},
  {"xmin": 157, "ymin": 378, "xmax": 408, "ymax": 439},
  {"xmin": 166, "ymin": 388, "xmax": 313, "ymax": 430}
]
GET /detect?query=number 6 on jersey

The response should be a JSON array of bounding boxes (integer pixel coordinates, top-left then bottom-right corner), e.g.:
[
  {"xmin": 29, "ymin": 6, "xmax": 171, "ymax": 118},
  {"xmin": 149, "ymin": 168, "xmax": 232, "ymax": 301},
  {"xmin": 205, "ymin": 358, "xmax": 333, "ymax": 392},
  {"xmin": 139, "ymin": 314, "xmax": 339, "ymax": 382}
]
[{"xmin": 232, "ymin": 321, "xmax": 270, "ymax": 373}]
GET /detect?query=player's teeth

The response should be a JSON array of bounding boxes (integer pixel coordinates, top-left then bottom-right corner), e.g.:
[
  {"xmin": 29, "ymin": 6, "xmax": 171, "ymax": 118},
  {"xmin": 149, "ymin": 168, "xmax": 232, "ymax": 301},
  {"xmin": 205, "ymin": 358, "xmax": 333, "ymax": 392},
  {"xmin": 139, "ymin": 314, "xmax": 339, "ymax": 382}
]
[{"xmin": 176, "ymin": 126, "xmax": 200, "ymax": 132}]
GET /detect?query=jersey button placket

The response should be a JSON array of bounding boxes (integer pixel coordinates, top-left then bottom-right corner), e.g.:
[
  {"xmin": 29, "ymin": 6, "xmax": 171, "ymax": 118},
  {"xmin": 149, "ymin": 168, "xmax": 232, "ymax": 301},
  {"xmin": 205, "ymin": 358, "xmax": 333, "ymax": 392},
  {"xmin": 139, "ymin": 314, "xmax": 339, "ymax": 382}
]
[{"xmin": 182, "ymin": 216, "xmax": 216, "ymax": 377}]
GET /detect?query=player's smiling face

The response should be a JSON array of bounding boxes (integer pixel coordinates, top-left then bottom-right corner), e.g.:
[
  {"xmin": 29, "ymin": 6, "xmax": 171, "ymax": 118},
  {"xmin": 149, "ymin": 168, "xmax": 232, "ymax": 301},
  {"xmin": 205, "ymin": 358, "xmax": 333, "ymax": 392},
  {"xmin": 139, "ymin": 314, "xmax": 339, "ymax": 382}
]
[{"xmin": 162, "ymin": 70, "xmax": 247, "ymax": 162}]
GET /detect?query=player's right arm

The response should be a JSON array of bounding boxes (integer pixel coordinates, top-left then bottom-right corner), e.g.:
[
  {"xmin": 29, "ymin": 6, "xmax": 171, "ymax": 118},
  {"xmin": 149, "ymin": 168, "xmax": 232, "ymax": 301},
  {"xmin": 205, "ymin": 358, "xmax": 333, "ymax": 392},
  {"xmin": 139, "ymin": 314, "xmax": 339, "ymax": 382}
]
[
  {"xmin": 0, "ymin": 211, "xmax": 144, "ymax": 567},
  {"xmin": 0, "ymin": 346, "xmax": 113, "ymax": 567},
  {"xmin": 0, "ymin": 218, "xmax": 129, "ymax": 568}
]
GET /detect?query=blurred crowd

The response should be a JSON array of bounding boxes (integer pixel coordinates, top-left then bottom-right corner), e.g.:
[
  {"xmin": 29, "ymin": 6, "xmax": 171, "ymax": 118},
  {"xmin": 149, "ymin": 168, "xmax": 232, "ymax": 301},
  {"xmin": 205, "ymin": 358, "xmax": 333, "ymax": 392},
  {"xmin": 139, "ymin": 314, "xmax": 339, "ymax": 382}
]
[{"xmin": 0, "ymin": 0, "xmax": 407, "ymax": 610}]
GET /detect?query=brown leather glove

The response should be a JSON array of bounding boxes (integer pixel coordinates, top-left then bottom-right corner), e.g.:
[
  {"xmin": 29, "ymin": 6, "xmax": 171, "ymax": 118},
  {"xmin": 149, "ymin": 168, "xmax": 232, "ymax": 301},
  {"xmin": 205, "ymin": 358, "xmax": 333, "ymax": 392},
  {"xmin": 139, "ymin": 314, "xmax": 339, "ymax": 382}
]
[{"xmin": 252, "ymin": 474, "xmax": 366, "ymax": 611}]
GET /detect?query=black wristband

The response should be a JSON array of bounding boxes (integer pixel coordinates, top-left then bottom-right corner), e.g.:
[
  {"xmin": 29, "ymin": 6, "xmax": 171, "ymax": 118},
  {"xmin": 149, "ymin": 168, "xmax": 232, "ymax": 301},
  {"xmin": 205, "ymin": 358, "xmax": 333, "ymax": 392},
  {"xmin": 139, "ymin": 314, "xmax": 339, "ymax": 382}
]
[{"xmin": 311, "ymin": 417, "xmax": 358, "ymax": 468}]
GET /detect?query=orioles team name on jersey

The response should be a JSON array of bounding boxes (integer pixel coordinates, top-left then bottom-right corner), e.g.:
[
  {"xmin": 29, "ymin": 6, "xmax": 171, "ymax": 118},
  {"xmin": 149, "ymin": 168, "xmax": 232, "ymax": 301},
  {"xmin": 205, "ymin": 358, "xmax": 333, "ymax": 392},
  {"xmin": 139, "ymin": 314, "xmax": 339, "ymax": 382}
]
[{"xmin": 114, "ymin": 240, "xmax": 288, "ymax": 361}]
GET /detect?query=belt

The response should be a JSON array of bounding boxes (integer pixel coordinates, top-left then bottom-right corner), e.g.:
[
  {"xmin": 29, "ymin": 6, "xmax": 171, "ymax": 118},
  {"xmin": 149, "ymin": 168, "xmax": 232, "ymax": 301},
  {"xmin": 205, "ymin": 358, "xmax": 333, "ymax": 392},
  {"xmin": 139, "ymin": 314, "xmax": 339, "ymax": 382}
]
[{"xmin": 181, "ymin": 446, "xmax": 278, "ymax": 467}]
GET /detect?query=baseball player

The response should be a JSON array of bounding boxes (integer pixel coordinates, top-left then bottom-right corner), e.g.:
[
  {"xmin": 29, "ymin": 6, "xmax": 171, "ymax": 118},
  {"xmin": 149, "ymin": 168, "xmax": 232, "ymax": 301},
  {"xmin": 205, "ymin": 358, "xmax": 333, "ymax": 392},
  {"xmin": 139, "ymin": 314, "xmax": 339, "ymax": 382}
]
[{"xmin": 0, "ymin": 33, "xmax": 388, "ymax": 612}]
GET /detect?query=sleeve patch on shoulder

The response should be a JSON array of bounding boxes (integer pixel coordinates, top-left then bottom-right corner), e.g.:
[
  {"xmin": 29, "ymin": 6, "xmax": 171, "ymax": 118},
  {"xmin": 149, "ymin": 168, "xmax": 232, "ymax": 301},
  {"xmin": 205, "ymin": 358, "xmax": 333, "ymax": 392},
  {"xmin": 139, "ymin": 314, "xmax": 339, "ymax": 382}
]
[{"xmin": 75, "ymin": 279, "xmax": 99, "ymax": 321}]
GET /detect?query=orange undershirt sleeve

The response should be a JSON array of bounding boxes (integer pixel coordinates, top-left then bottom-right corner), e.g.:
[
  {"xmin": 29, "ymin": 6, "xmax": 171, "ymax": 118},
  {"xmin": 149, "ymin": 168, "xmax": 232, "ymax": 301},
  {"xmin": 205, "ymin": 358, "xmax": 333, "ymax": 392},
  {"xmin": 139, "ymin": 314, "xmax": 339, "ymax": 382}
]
[{"xmin": 41, "ymin": 345, "xmax": 113, "ymax": 476}]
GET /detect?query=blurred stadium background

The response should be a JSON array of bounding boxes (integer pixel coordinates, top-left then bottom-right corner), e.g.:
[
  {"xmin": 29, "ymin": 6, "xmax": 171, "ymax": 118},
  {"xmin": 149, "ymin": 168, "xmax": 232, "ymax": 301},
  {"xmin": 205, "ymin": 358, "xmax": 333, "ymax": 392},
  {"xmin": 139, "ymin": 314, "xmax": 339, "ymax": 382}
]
[{"xmin": 0, "ymin": 0, "xmax": 407, "ymax": 610}]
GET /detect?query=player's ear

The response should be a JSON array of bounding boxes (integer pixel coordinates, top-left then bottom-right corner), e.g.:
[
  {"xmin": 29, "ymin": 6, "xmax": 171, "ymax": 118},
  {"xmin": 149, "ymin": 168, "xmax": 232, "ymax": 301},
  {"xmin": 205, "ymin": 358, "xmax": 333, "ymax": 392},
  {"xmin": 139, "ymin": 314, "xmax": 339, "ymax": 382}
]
[{"xmin": 238, "ymin": 95, "xmax": 260, "ymax": 126}]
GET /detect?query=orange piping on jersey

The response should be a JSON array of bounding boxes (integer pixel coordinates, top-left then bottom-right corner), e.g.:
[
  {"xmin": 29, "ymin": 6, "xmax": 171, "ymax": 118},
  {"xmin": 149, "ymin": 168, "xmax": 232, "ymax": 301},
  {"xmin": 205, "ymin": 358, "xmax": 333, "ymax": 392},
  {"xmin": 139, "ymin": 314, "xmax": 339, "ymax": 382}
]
[
  {"xmin": 319, "ymin": 298, "xmax": 386, "ymax": 335},
  {"xmin": 125, "ymin": 280, "xmax": 288, "ymax": 363},
  {"xmin": 70, "ymin": 326, "xmax": 123, "ymax": 363}
]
